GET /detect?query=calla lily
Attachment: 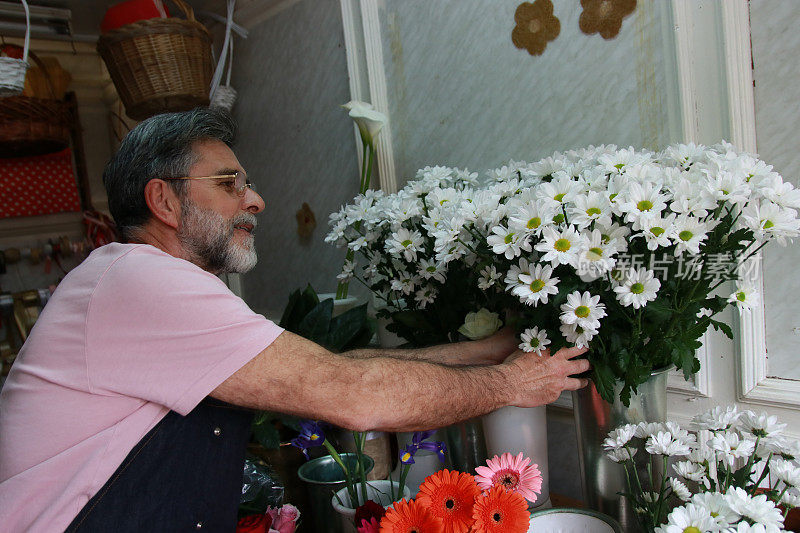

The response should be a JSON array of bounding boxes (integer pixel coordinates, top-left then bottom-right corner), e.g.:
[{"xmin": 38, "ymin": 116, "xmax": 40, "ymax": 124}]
[{"xmin": 342, "ymin": 100, "xmax": 387, "ymax": 147}]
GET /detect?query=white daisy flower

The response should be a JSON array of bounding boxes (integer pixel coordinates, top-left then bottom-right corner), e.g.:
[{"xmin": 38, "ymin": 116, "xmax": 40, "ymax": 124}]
[
  {"xmin": 755, "ymin": 173, "xmax": 800, "ymax": 210},
  {"xmin": 336, "ymin": 260, "xmax": 355, "ymax": 282},
  {"xmin": 727, "ymin": 283, "xmax": 760, "ymax": 313},
  {"xmin": 535, "ymin": 172, "xmax": 583, "ymax": 206},
  {"xmin": 645, "ymin": 431, "xmax": 692, "ymax": 457},
  {"xmin": 703, "ymin": 168, "xmax": 751, "ymax": 205},
  {"xmin": 692, "ymin": 405, "xmax": 742, "ymax": 432},
  {"xmin": 514, "ymin": 264, "xmax": 560, "ymax": 306},
  {"xmin": 504, "ymin": 258, "xmax": 534, "ymax": 289},
  {"xmin": 673, "ymin": 460, "xmax": 709, "ymax": 484},
  {"xmin": 636, "ymin": 213, "xmax": 677, "ymax": 250},
  {"xmin": 477, "ymin": 265, "xmax": 502, "ymax": 290},
  {"xmin": 386, "ymin": 227, "xmax": 424, "ymax": 262},
  {"xmin": 414, "ymin": 285, "xmax": 437, "ymax": 309},
  {"xmin": 672, "ymin": 215, "xmax": 711, "ymax": 255},
  {"xmin": 691, "ymin": 492, "xmax": 740, "ymax": 530},
  {"xmin": 569, "ymin": 190, "xmax": 614, "ymax": 229},
  {"xmin": 560, "ymin": 290, "xmax": 607, "ymax": 331},
  {"xmin": 636, "ymin": 422, "xmax": 667, "ymax": 439},
  {"xmin": 508, "ymin": 201, "xmax": 555, "ymax": 237},
  {"xmin": 606, "ymin": 447, "xmax": 636, "ymax": 463},
  {"xmin": 595, "ymin": 221, "xmax": 632, "ymax": 247},
  {"xmin": 771, "ymin": 457, "xmax": 800, "ymax": 488},
  {"xmin": 390, "ymin": 270, "xmax": 420, "ymax": 295},
  {"xmin": 575, "ymin": 229, "xmax": 620, "ymax": 280},
  {"xmin": 518, "ymin": 327, "xmax": 551, "ymax": 355},
  {"xmin": 559, "ymin": 322, "xmax": 597, "ymax": 349},
  {"xmin": 603, "ymin": 424, "xmax": 638, "ymax": 450},
  {"xmin": 725, "ymin": 487, "xmax": 785, "ymax": 531},
  {"xmin": 739, "ymin": 410, "xmax": 787, "ymax": 440},
  {"xmin": 613, "ymin": 267, "xmax": 661, "ymax": 309},
  {"xmin": 670, "ymin": 478, "xmax": 692, "ymax": 502},
  {"xmin": 781, "ymin": 487, "xmax": 800, "ymax": 508},
  {"xmin": 535, "ymin": 226, "xmax": 583, "ymax": 267},
  {"xmin": 740, "ymin": 200, "xmax": 800, "ymax": 245},
  {"xmin": 708, "ymin": 432, "xmax": 756, "ymax": 466},
  {"xmin": 617, "ymin": 181, "xmax": 669, "ymax": 225},
  {"xmin": 418, "ymin": 258, "xmax": 447, "ymax": 283},
  {"xmin": 486, "ymin": 224, "xmax": 531, "ymax": 259},
  {"xmin": 656, "ymin": 503, "xmax": 716, "ymax": 533}
]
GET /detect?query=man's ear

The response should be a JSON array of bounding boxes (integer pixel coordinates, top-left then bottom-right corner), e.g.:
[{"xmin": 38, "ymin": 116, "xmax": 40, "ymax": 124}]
[{"xmin": 143, "ymin": 179, "xmax": 182, "ymax": 229}]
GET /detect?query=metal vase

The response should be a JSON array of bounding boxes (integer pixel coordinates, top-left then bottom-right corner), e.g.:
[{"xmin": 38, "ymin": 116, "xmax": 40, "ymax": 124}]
[
  {"xmin": 482, "ymin": 405, "xmax": 549, "ymax": 509},
  {"xmin": 572, "ymin": 367, "xmax": 670, "ymax": 532}
]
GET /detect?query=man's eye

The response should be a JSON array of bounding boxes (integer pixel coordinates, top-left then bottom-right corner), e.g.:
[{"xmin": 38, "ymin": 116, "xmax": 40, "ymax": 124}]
[{"xmin": 221, "ymin": 180, "xmax": 236, "ymax": 189}]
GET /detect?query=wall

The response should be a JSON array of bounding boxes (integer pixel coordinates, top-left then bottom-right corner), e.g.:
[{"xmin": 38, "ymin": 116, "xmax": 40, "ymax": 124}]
[{"xmin": 231, "ymin": 0, "xmax": 362, "ymax": 319}]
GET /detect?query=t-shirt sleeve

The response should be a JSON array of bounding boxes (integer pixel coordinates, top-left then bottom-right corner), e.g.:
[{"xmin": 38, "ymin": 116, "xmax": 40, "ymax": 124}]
[{"xmin": 85, "ymin": 248, "xmax": 283, "ymax": 415}]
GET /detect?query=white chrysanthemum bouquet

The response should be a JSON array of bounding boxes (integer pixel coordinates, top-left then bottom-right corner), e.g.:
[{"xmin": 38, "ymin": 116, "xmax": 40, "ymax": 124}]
[
  {"xmin": 604, "ymin": 405, "xmax": 799, "ymax": 532},
  {"xmin": 326, "ymin": 142, "xmax": 800, "ymax": 403}
]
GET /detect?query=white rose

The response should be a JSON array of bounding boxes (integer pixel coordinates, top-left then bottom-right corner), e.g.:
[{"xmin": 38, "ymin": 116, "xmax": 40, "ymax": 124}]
[
  {"xmin": 342, "ymin": 100, "xmax": 387, "ymax": 145},
  {"xmin": 458, "ymin": 308, "xmax": 502, "ymax": 340}
]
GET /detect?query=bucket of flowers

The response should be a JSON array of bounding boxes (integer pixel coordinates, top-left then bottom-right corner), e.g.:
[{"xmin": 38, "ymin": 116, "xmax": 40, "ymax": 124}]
[{"xmin": 603, "ymin": 404, "xmax": 799, "ymax": 532}]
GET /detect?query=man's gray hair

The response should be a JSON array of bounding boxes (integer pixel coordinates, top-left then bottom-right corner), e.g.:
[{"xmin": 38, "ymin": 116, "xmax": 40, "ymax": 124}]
[{"xmin": 103, "ymin": 107, "xmax": 236, "ymax": 241}]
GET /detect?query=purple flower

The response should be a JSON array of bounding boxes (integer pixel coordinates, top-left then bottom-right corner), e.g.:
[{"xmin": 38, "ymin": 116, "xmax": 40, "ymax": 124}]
[
  {"xmin": 291, "ymin": 420, "xmax": 326, "ymax": 459},
  {"xmin": 398, "ymin": 431, "xmax": 448, "ymax": 465}
]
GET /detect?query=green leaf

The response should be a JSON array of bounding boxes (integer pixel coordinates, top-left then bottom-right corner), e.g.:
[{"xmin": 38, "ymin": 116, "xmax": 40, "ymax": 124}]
[
  {"xmin": 710, "ymin": 319, "xmax": 734, "ymax": 340},
  {"xmin": 643, "ymin": 298, "xmax": 673, "ymax": 324},
  {"xmin": 297, "ymin": 299, "xmax": 334, "ymax": 344},
  {"xmin": 252, "ymin": 419, "xmax": 281, "ymax": 449},
  {"xmin": 327, "ymin": 303, "xmax": 370, "ymax": 351},
  {"xmin": 593, "ymin": 363, "xmax": 617, "ymax": 404},
  {"xmin": 279, "ymin": 284, "xmax": 320, "ymax": 330}
]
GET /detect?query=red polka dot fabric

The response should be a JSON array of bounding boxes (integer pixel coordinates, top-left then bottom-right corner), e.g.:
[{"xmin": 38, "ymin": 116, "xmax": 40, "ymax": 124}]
[{"xmin": 0, "ymin": 149, "xmax": 82, "ymax": 218}]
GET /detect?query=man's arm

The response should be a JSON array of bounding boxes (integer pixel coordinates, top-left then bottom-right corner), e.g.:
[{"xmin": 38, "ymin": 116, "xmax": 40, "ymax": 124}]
[
  {"xmin": 210, "ymin": 330, "xmax": 589, "ymax": 433},
  {"xmin": 343, "ymin": 327, "xmax": 520, "ymax": 366}
]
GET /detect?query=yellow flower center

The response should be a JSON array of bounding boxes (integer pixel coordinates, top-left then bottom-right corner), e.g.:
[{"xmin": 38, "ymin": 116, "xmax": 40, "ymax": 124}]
[
  {"xmin": 554, "ymin": 193, "xmax": 566, "ymax": 202},
  {"xmin": 588, "ymin": 247, "xmax": 604, "ymax": 258},
  {"xmin": 504, "ymin": 233, "xmax": 515, "ymax": 244},
  {"xmin": 683, "ymin": 528, "xmax": 701, "ymax": 533},
  {"xmin": 310, "ymin": 434, "xmax": 320, "ymax": 441},
  {"xmin": 631, "ymin": 282, "xmax": 645, "ymax": 294},
  {"xmin": 586, "ymin": 207, "xmax": 602, "ymax": 216},
  {"xmin": 575, "ymin": 305, "xmax": 590, "ymax": 318},
  {"xmin": 614, "ymin": 163, "xmax": 624, "ymax": 169},
  {"xmin": 764, "ymin": 220, "xmax": 775, "ymax": 229},
  {"xmin": 401, "ymin": 239, "xmax": 412, "ymax": 247},
  {"xmin": 637, "ymin": 200, "xmax": 654, "ymax": 211},
  {"xmin": 427, "ymin": 266, "xmax": 436, "ymax": 273},
  {"xmin": 553, "ymin": 213, "xmax": 565, "ymax": 224},
  {"xmin": 401, "ymin": 452, "xmax": 411, "ymax": 462},
  {"xmin": 527, "ymin": 217, "xmax": 541, "ymax": 229},
  {"xmin": 736, "ymin": 291, "xmax": 746, "ymax": 302},
  {"xmin": 530, "ymin": 337, "xmax": 540, "ymax": 347},
  {"xmin": 530, "ymin": 279, "xmax": 546, "ymax": 292},
  {"xmin": 679, "ymin": 230, "xmax": 693, "ymax": 241},
  {"xmin": 554, "ymin": 238, "xmax": 571, "ymax": 252},
  {"xmin": 651, "ymin": 226, "xmax": 665, "ymax": 237}
]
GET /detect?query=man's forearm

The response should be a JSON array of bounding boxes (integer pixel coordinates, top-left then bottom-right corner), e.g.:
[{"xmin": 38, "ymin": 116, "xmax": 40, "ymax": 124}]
[{"xmin": 344, "ymin": 342, "xmax": 476, "ymax": 366}]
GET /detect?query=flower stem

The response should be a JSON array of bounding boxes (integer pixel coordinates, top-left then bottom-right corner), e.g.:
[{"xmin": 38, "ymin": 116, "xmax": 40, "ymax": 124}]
[{"xmin": 323, "ymin": 441, "xmax": 357, "ymax": 507}]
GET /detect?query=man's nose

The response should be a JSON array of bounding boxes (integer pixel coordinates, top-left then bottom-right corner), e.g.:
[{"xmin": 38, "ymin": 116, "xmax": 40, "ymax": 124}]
[{"xmin": 243, "ymin": 187, "xmax": 265, "ymax": 213}]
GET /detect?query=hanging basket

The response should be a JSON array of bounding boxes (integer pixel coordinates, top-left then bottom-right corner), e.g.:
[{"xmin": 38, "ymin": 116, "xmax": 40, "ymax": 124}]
[
  {"xmin": 0, "ymin": 0, "xmax": 30, "ymax": 97},
  {"xmin": 96, "ymin": 0, "xmax": 213, "ymax": 120},
  {"xmin": 0, "ymin": 50, "xmax": 71, "ymax": 157}
]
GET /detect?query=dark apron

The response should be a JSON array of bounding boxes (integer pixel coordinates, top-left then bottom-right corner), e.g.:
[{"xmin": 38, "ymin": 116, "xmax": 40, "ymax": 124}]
[{"xmin": 66, "ymin": 398, "xmax": 254, "ymax": 532}]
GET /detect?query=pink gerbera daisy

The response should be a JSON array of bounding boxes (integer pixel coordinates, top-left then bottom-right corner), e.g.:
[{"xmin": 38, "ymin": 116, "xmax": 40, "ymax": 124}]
[{"xmin": 474, "ymin": 452, "xmax": 542, "ymax": 503}]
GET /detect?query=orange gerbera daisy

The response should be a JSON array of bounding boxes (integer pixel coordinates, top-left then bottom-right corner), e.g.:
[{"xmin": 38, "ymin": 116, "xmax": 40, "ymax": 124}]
[
  {"xmin": 380, "ymin": 498, "xmax": 444, "ymax": 533},
  {"xmin": 416, "ymin": 469, "xmax": 481, "ymax": 533},
  {"xmin": 472, "ymin": 486, "xmax": 530, "ymax": 533}
]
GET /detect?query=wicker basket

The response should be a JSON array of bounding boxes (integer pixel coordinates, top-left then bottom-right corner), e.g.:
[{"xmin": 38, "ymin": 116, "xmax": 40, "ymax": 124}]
[
  {"xmin": 0, "ymin": 0, "xmax": 30, "ymax": 97},
  {"xmin": 0, "ymin": 51, "xmax": 71, "ymax": 157},
  {"xmin": 96, "ymin": 0, "xmax": 213, "ymax": 120}
]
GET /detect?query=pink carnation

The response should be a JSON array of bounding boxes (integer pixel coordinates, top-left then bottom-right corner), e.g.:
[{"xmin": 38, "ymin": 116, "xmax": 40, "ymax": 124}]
[
  {"xmin": 265, "ymin": 504, "xmax": 300, "ymax": 533},
  {"xmin": 356, "ymin": 517, "xmax": 381, "ymax": 533}
]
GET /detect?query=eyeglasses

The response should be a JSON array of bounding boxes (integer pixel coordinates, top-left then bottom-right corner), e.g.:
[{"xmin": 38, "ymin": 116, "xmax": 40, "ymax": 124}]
[{"xmin": 163, "ymin": 171, "xmax": 255, "ymax": 197}]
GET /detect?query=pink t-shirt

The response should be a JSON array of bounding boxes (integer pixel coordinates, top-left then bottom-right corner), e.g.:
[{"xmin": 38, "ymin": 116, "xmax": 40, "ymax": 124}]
[{"xmin": 0, "ymin": 243, "xmax": 284, "ymax": 531}]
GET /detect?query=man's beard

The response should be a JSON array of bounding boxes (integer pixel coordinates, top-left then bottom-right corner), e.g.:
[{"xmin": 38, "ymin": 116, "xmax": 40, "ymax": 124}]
[{"xmin": 177, "ymin": 199, "xmax": 258, "ymax": 274}]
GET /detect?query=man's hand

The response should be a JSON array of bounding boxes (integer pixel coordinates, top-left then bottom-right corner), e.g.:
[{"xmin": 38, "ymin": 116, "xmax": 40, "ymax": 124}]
[
  {"xmin": 500, "ymin": 346, "xmax": 591, "ymax": 407},
  {"xmin": 457, "ymin": 327, "xmax": 519, "ymax": 366}
]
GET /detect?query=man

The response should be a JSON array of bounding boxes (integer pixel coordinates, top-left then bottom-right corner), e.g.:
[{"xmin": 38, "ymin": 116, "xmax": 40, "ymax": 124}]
[{"xmin": 0, "ymin": 108, "xmax": 589, "ymax": 531}]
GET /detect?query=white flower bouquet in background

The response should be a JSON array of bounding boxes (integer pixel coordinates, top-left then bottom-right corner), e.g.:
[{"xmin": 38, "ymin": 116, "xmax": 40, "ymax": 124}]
[
  {"xmin": 326, "ymin": 142, "xmax": 800, "ymax": 402},
  {"xmin": 604, "ymin": 405, "xmax": 799, "ymax": 532}
]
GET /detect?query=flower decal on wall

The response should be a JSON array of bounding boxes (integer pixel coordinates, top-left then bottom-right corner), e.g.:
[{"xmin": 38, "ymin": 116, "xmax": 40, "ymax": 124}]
[
  {"xmin": 579, "ymin": 0, "xmax": 637, "ymax": 40},
  {"xmin": 511, "ymin": 0, "xmax": 561, "ymax": 56}
]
